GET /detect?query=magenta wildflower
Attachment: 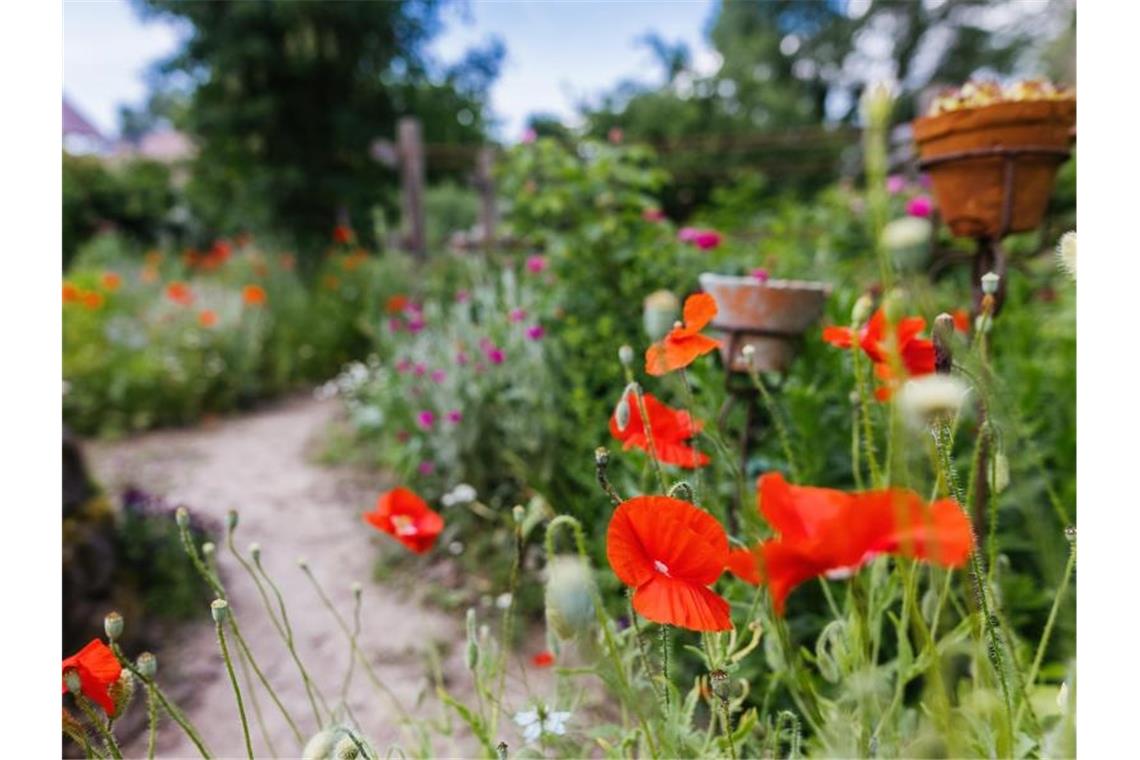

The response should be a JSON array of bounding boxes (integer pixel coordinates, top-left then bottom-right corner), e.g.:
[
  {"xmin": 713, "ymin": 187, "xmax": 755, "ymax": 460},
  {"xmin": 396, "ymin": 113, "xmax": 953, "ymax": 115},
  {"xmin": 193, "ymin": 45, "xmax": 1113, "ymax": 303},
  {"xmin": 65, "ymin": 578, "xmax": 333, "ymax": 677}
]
[
  {"xmin": 678, "ymin": 227, "xmax": 722, "ymax": 251},
  {"xmin": 413, "ymin": 363, "xmax": 427, "ymax": 377},
  {"xmin": 446, "ymin": 409, "xmax": 463, "ymax": 424},
  {"xmin": 751, "ymin": 268, "xmax": 770, "ymax": 283},
  {"xmin": 396, "ymin": 358, "xmax": 413, "ymax": 374},
  {"xmin": 417, "ymin": 410, "xmax": 436, "ymax": 430},
  {"xmin": 886, "ymin": 174, "xmax": 906, "ymax": 195},
  {"xmin": 509, "ymin": 308, "xmax": 528, "ymax": 323},
  {"xmin": 455, "ymin": 290, "xmax": 471, "ymax": 304},
  {"xmin": 525, "ymin": 255, "xmax": 548, "ymax": 274},
  {"xmin": 430, "ymin": 369, "xmax": 446, "ymax": 383},
  {"xmin": 456, "ymin": 351, "xmax": 470, "ymax": 366},
  {"xmin": 407, "ymin": 315, "xmax": 426, "ymax": 333},
  {"xmin": 906, "ymin": 195, "xmax": 934, "ymax": 218},
  {"xmin": 418, "ymin": 460, "xmax": 436, "ymax": 475},
  {"xmin": 526, "ymin": 325, "xmax": 546, "ymax": 341},
  {"xmin": 488, "ymin": 346, "xmax": 505, "ymax": 364},
  {"xmin": 388, "ymin": 318, "xmax": 403, "ymax": 334},
  {"xmin": 521, "ymin": 128, "xmax": 537, "ymax": 144}
]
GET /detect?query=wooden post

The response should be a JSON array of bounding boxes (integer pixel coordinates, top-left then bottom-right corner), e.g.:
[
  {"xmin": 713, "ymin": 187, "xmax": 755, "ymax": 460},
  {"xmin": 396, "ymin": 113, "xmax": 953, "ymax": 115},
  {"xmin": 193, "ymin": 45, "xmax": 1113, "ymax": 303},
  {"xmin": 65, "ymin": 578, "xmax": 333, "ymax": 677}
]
[
  {"xmin": 397, "ymin": 117, "xmax": 426, "ymax": 257},
  {"xmin": 475, "ymin": 146, "xmax": 497, "ymax": 250}
]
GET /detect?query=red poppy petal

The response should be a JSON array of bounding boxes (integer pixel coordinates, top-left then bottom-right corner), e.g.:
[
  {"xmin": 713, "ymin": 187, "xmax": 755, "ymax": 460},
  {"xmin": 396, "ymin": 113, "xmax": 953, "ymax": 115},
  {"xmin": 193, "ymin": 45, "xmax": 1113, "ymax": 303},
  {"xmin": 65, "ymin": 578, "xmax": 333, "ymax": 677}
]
[
  {"xmin": 726, "ymin": 547, "xmax": 761, "ymax": 586},
  {"xmin": 759, "ymin": 540, "xmax": 832, "ymax": 615},
  {"xmin": 77, "ymin": 640, "xmax": 122, "ymax": 685},
  {"xmin": 757, "ymin": 472, "xmax": 852, "ymax": 542},
  {"xmin": 902, "ymin": 338, "xmax": 936, "ymax": 375},
  {"xmin": 683, "ymin": 293, "xmax": 718, "ymax": 332},
  {"xmin": 653, "ymin": 439, "xmax": 710, "ymax": 469},
  {"xmin": 632, "ymin": 576, "xmax": 732, "ymax": 631},
  {"xmin": 606, "ymin": 497, "xmax": 662, "ymax": 588},
  {"xmin": 953, "ymin": 309, "xmax": 970, "ymax": 333},
  {"xmin": 821, "ymin": 326, "xmax": 854, "ymax": 348},
  {"xmin": 896, "ymin": 316, "xmax": 927, "ymax": 345}
]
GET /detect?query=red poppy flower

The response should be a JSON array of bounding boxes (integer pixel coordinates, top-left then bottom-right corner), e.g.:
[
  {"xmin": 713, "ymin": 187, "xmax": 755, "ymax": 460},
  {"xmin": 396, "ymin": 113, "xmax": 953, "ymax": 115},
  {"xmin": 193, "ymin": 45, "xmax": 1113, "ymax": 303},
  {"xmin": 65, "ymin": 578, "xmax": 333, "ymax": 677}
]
[
  {"xmin": 363, "ymin": 487, "xmax": 444, "ymax": 554},
  {"xmin": 82, "ymin": 291, "xmax": 105, "ymax": 311},
  {"xmin": 609, "ymin": 390, "xmax": 709, "ymax": 468},
  {"xmin": 62, "ymin": 639, "xmax": 122, "ymax": 716},
  {"xmin": 756, "ymin": 473, "xmax": 973, "ymax": 614},
  {"xmin": 952, "ymin": 308, "xmax": 970, "ymax": 333},
  {"xmin": 531, "ymin": 650, "xmax": 555, "ymax": 668},
  {"xmin": 823, "ymin": 308, "xmax": 935, "ymax": 400},
  {"xmin": 101, "ymin": 272, "xmax": 121, "ymax": 292},
  {"xmin": 606, "ymin": 495, "xmax": 732, "ymax": 631},
  {"xmin": 63, "ymin": 282, "xmax": 81, "ymax": 304},
  {"xmin": 333, "ymin": 225, "xmax": 354, "ymax": 244},
  {"xmin": 386, "ymin": 294, "xmax": 410, "ymax": 314},
  {"xmin": 645, "ymin": 292, "xmax": 721, "ymax": 376},
  {"xmin": 726, "ymin": 546, "xmax": 762, "ymax": 586},
  {"xmin": 198, "ymin": 309, "xmax": 218, "ymax": 328},
  {"xmin": 166, "ymin": 281, "xmax": 194, "ymax": 306},
  {"xmin": 242, "ymin": 284, "xmax": 267, "ymax": 306}
]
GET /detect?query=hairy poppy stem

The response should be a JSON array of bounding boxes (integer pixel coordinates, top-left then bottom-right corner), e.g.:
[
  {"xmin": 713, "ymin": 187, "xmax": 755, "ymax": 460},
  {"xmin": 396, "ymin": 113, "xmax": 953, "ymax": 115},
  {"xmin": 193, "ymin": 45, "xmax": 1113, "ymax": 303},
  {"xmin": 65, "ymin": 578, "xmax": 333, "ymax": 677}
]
[
  {"xmin": 852, "ymin": 347, "xmax": 883, "ymax": 486},
  {"xmin": 627, "ymin": 590, "xmax": 663, "ymax": 706},
  {"xmin": 677, "ymin": 368, "xmax": 704, "ymax": 502},
  {"xmin": 622, "ymin": 370, "xmax": 669, "ymax": 493},
  {"xmin": 1016, "ymin": 534, "xmax": 1075, "ymax": 729},
  {"xmin": 73, "ymin": 694, "xmax": 123, "ymax": 760},
  {"xmin": 109, "ymin": 644, "xmax": 213, "ymax": 758},
  {"xmin": 234, "ymin": 637, "xmax": 276, "ymax": 758},
  {"xmin": 212, "ymin": 603, "xmax": 254, "ymax": 759},
  {"xmin": 593, "ymin": 447, "xmax": 623, "ymax": 506},
  {"xmin": 746, "ymin": 366, "xmax": 800, "ymax": 483},
  {"xmin": 143, "ymin": 684, "xmax": 158, "ymax": 759}
]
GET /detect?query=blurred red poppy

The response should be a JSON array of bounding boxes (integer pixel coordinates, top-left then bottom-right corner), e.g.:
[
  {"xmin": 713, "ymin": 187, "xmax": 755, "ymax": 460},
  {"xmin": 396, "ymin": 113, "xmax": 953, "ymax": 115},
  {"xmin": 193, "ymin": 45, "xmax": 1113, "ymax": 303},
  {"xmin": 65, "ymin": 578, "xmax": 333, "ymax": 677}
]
[
  {"xmin": 823, "ymin": 308, "xmax": 935, "ymax": 400},
  {"xmin": 101, "ymin": 272, "xmax": 121, "ymax": 292},
  {"xmin": 82, "ymin": 291, "xmax": 105, "ymax": 311},
  {"xmin": 198, "ymin": 309, "xmax": 218, "ymax": 328},
  {"xmin": 386, "ymin": 294, "xmax": 410, "ymax": 314},
  {"xmin": 63, "ymin": 282, "xmax": 81, "ymax": 304},
  {"xmin": 532, "ymin": 650, "xmax": 555, "ymax": 667},
  {"xmin": 333, "ymin": 225, "xmax": 355, "ymax": 244},
  {"xmin": 242, "ymin": 284, "xmax": 267, "ymax": 306},
  {"xmin": 166, "ymin": 281, "xmax": 194, "ymax": 306},
  {"xmin": 363, "ymin": 487, "xmax": 444, "ymax": 554},
  {"xmin": 606, "ymin": 495, "xmax": 731, "ymax": 631},
  {"xmin": 62, "ymin": 639, "xmax": 121, "ymax": 716},
  {"xmin": 756, "ymin": 473, "xmax": 973, "ymax": 613},
  {"xmin": 609, "ymin": 390, "xmax": 709, "ymax": 468},
  {"xmin": 645, "ymin": 292, "xmax": 721, "ymax": 376},
  {"xmin": 953, "ymin": 309, "xmax": 971, "ymax": 333}
]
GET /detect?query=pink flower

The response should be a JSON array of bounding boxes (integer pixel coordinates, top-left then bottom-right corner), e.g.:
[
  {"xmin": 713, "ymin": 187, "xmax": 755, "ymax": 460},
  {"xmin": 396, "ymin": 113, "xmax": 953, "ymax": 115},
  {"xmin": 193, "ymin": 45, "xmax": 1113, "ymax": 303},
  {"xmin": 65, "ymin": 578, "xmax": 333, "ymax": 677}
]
[
  {"xmin": 642, "ymin": 208, "xmax": 666, "ymax": 223},
  {"xmin": 751, "ymin": 268, "xmax": 770, "ymax": 283},
  {"xmin": 446, "ymin": 410, "xmax": 463, "ymax": 424},
  {"xmin": 919, "ymin": 173, "xmax": 933, "ymax": 189},
  {"xmin": 478, "ymin": 337, "xmax": 495, "ymax": 351},
  {"xmin": 886, "ymin": 174, "xmax": 906, "ymax": 194},
  {"xmin": 413, "ymin": 363, "xmax": 427, "ymax": 377},
  {"xmin": 906, "ymin": 195, "xmax": 934, "ymax": 218},
  {"xmin": 388, "ymin": 318, "xmax": 403, "ymax": 334},
  {"xmin": 526, "ymin": 325, "xmax": 546, "ymax": 341},
  {"xmin": 407, "ymin": 315, "xmax": 426, "ymax": 333},
  {"xmin": 525, "ymin": 255, "xmax": 548, "ymax": 274},
  {"xmin": 395, "ymin": 358, "xmax": 413, "ymax": 374},
  {"xmin": 678, "ymin": 227, "xmax": 722, "ymax": 251},
  {"xmin": 487, "ymin": 348, "xmax": 505, "ymax": 365},
  {"xmin": 608, "ymin": 127, "xmax": 624, "ymax": 144},
  {"xmin": 456, "ymin": 351, "xmax": 469, "ymax": 366},
  {"xmin": 418, "ymin": 460, "xmax": 436, "ymax": 475},
  {"xmin": 417, "ymin": 410, "xmax": 435, "ymax": 430},
  {"xmin": 509, "ymin": 308, "xmax": 528, "ymax": 323},
  {"xmin": 521, "ymin": 128, "xmax": 537, "ymax": 144},
  {"xmin": 430, "ymin": 370, "xmax": 446, "ymax": 383},
  {"xmin": 455, "ymin": 290, "xmax": 470, "ymax": 304}
]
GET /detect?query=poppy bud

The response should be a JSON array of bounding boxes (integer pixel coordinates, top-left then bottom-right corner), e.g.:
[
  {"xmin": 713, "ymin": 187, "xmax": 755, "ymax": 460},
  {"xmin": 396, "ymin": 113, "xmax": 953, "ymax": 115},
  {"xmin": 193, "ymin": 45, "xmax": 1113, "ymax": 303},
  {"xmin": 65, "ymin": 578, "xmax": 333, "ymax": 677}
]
[
  {"xmin": 1056, "ymin": 231, "xmax": 1076, "ymax": 280},
  {"xmin": 104, "ymin": 611, "xmax": 123, "ymax": 642},
  {"xmin": 250, "ymin": 543, "xmax": 261, "ymax": 562},
  {"xmin": 465, "ymin": 608, "xmax": 480, "ymax": 670},
  {"xmin": 618, "ymin": 345, "xmax": 634, "ymax": 367},
  {"xmin": 496, "ymin": 742, "xmax": 509, "ymax": 760},
  {"xmin": 989, "ymin": 452, "xmax": 1010, "ymax": 494},
  {"xmin": 613, "ymin": 393, "xmax": 631, "ymax": 432},
  {"xmin": 741, "ymin": 344, "xmax": 756, "ymax": 368},
  {"xmin": 594, "ymin": 447, "xmax": 610, "ymax": 467},
  {"xmin": 210, "ymin": 599, "xmax": 230, "ymax": 624},
  {"xmin": 109, "ymin": 670, "xmax": 135, "ymax": 719},
  {"xmin": 643, "ymin": 290, "xmax": 680, "ymax": 341},
  {"xmin": 981, "ymin": 271, "xmax": 1000, "ymax": 295},
  {"xmin": 64, "ymin": 668, "xmax": 82, "ymax": 695},
  {"xmin": 932, "ymin": 313, "xmax": 955, "ymax": 374},
  {"xmin": 851, "ymin": 294, "xmax": 873, "ymax": 325},
  {"xmin": 137, "ymin": 652, "xmax": 157, "ymax": 678},
  {"xmin": 667, "ymin": 481, "xmax": 694, "ymax": 502},
  {"xmin": 175, "ymin": 507, "xmax": 190, "ymax": 529},
  {"xmin": 544, "ymin": 555, "xmax": 596, "ymax": 641},
  {"xmin": 202, "ymin": 542, "xmax": 216, "ymax": 559},
  {"xmin": 298, "ymin": 557, "xmax": 309, "ymax": 570},
  {"xmin": 710, "ymin": 669, "xmax": 731, "ymax": 701},
  {"xmin": 226, "ymin": 510, "xmax": 239, "ymax": 532},
  {"xmin": 352, "ymin": 582, "xmax": 362, "ymax": 601}
]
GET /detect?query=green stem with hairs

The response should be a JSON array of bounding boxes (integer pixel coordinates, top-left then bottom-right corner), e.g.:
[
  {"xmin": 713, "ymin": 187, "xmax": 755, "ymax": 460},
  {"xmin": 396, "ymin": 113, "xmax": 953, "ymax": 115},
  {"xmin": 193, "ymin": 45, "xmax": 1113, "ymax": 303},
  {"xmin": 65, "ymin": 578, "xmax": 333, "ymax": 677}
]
[
  {"xmin": 235, "ymin": 637, "xmax": 276, "ymax": 758},
  {"xmin": 109, "ymin": 644, "xmax": 212, "ymax": 758},
  {"xmin": 215, "ymin": 613, "xmax": 254, "ymax": 759},
  {"xmin": 747, "ymin": 366, "xmax": 800, "ymax": 483},
  {"xmin": 678, "ymin": 367, "xmax": 704, "ymax": 502},
  {"xmin": 1016, "ymin": 539, "xmax": 1076, "ymax": 728},
  {"xmin": 143, "ymin": 685, "xmax": 158, "ymax": 760},
  {"xmin": 622, "ymin": 368, "xmax": 669, "ymax": 493},
  {"xmin": 73, "ymin": 695, "xmax": 123, "ymax": 760}
]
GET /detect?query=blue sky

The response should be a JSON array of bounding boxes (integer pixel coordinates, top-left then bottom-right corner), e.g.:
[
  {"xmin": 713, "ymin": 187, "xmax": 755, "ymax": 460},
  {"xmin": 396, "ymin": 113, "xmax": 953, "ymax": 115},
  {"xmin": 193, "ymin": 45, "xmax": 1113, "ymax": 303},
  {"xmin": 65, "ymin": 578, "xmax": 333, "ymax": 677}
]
[{"xmin": 64, "ymin": 0, "xmax": 719, "ymax": 141}]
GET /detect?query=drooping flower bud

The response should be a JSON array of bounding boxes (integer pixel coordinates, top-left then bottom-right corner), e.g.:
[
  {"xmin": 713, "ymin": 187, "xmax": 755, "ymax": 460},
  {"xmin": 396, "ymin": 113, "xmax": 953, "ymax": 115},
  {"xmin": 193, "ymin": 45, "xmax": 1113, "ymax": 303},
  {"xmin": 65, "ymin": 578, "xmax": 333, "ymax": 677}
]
[
  {"xmin": 351, "ymin": 582, "xmax": 362, "ymax": 601},
  {"xmin": 250, "ymin": 543, "xmax": 261, "ymax": 562},
  {"xmin": 932, "ymin": 313, "xmax": 955, "ymax": 374},
  {"xmin": 544, "ymin": 556, "xmax": 596, "ymax": 641},
  {"xmin": 137, "ymin": 652, "xmax": 157, "ymax": 679},
  {"xmin": 613, "ymin": 386, "xmax": 632, "ymax": 432},
  {"xmin": 710, "ymin": 669, "xmax": 731, "ymax": 701},
  {"xmin": 226, "ymin": 510, "xmax": 239, "ymax": 533},
  {"xmin": 64, "ymin": 668, "xmax": 82, "ymax": 695},
  {"xmin": 298, "ymin": 557, "xmax": 309, "ymax": 571},
  {"xmin": 104, "ymin": 611, "xmax": 123, "ymax": 643},
  {"xmin": 989, "ymin": 451, "xmax": 1010, "ymax": 494},
  {"xmin": 202, "ymin": 542, "xmax": 216, "ymax": 560},
  {"xmin": 210, "ymin": 599, "xmax": 230, "ymax": 624}
]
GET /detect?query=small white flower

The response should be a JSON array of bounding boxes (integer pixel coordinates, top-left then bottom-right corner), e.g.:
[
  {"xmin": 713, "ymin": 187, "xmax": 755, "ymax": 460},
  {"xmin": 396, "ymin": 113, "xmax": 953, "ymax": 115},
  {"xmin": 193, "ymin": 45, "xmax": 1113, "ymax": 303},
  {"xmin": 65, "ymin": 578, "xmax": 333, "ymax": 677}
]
[
  {"xmin": 513, "ymin": 705, "xmax": 572, "ymax": 744},
  {"xmin": 495, "ymin": 592, "xmax": 513, "ymax": 610},
  {"xmin": 881, "ymin": 216, "xmax": 932, "ymax": 251},
  {"xmin": 897, "ymin": 374, "xmax": 970, "ymax": 430},
  {"xmin": 441, "ymin": 483, "xmax": 477, "ymax": 507},
  {"xmin": 1056, "ymin": 231, "xmax": 1076, "ymax": 280}
]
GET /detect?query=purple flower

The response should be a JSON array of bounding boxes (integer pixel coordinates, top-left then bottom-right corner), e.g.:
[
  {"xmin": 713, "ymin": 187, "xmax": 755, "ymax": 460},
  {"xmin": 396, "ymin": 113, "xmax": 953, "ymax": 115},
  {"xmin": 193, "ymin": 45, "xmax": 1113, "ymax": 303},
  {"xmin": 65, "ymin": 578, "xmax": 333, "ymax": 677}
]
[
  {"xmin": 413, "ymin": 363, "xmax": 427, "ymax": 377},
  {"xmin": 416, "ymin": 410, "xmax": 436, "ymax": 430},
  {"xmin": 525, "ymin": 325, "xmax": 546, "ymax": 341},
  {"xmin": 525, "ymin": 255, "xmax": 548, "ymax": 274},
  {"xmin": 430, "ymin": 369, "xmax": 446, "ymax": 383},
  {"xmin": 509, "ymin": 308, "xmax": 527, "ymax": 323},
  {"xmin": 418, "ymin": 460, "xmax": 436, "ymax": 475},
  {"xmin": 906, "ymin": 195, "xmax": 934, "ymax": 219},
  {"xmin": 750, "ymin": 268, "xmax": 770, "ymax": 283},
  {"xmin": 886, "ymin": 174, "xmax": 906, "ymax": 195},
  {"xmin": 455, "ymin": 290, "xmax": 471, "ymax": 304},
  {"xmin": 446, "ymin": 409, "xmax": 463, "ymax": 424},
  {"xmin": 456, "ymin": 351, "xmax": 470, "ymax": 366},
  {"xmin": 395, "ymin": 358, "xmax": 413, "ymax": 374}
]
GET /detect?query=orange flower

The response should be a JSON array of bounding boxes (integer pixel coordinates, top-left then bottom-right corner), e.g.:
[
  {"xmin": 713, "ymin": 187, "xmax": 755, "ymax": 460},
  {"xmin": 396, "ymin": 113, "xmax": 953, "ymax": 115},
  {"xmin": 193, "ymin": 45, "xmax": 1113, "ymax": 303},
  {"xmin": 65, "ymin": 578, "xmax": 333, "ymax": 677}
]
[
  {"xmin": 725, "ymin": 546, "xmax": 762, "ymax": 586},
  {"xmin": 82, "ymin": 291, "xmax": 105, "ymax": 311},
  {"xmin": 62, "ymin": 639, "xmax": 122, "ymax": 716},
  {"xmin": 242, "ymin": 284, "xmax": 267, "ymax": 306},
  {"xmin": 609, "ymin": 390, "xmax": 709, "ymax": 468},
  {"xmin": 198, "ymin": 309, "xmax": 218, "ymax": 328},
  {"xmin": 755, "ymin": 473, "xmax": 973, "ymax": 614},
  {"xmin": 823, "ymin": 308, "xmax": 935, "ymax": 400},
  {"xmin": 386, "ymin": 294, "xmax": 410, "ymax": 314},
  {"xmin": 606, "ymin": 495, "xmax": 732, "ymax": 631},
  {"xmin": 531, "ymin": 650, "xmax": 555, "ymax": 668},
  {"xmin": 952, "ymin": 308, "xmax": 971, "ymax": 333},
  {"xmin": 166, "ymin": 281, "xmax": 194, "ymax": 306},
  {"xmin": 101, "ymin": 272, "xmax": 121, "ymax": 292},
  {"xmin": 645, "ymin": 292, "xmax": 721, "ymax": 376},
  {"xmin": 363, "ymin": 487, "xmax": 444, "ymax": 554},
  {"xmin": 63, "ymin": 282, "xmax": 81, "ymax": 304}
]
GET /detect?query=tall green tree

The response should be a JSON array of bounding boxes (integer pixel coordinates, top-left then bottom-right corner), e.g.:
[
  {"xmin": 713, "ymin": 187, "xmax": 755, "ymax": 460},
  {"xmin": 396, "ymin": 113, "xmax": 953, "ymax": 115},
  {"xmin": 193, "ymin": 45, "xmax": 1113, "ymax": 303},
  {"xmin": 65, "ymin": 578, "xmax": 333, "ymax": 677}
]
[{"xmin": 135, "ymin": 0, "xmax": 497, "ymax": 263}]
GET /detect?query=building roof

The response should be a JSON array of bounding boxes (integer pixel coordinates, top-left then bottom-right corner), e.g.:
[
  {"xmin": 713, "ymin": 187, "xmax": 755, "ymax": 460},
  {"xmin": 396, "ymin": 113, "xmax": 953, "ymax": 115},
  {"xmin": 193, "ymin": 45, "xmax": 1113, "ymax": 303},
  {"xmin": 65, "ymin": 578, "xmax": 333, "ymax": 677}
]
[{"xmin": 63, "ymin": 97, "xmax": 106, "ymax": 141}]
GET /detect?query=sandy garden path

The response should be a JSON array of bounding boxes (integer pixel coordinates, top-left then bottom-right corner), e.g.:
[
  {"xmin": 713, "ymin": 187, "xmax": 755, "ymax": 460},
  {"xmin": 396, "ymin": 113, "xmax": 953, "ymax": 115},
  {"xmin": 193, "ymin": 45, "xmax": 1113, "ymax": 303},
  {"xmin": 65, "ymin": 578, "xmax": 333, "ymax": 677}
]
[{"xmin": 88, "ymin": 396, "xmax": 487, "ymax": 759}]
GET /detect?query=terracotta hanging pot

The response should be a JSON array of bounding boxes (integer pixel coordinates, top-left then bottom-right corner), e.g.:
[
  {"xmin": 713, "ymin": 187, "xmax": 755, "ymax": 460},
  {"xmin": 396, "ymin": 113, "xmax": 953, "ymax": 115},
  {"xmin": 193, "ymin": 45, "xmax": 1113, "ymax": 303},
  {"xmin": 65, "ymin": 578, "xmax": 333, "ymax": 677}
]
[
  {"xmin": 913, "ymin": 99, "xmax": 1075, "ymax": 239},
  {"xmin": 698, "ymin": 274, "xmax": 831, "ymax": 374}
]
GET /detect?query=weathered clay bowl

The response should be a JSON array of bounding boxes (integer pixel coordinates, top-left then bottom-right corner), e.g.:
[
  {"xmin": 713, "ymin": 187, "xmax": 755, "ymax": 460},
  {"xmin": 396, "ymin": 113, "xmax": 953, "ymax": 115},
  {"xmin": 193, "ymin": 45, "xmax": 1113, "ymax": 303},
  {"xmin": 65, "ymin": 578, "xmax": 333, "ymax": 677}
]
[{"xmin": 698, "ymin": 273, "xmax": 831, "ymax": 373}]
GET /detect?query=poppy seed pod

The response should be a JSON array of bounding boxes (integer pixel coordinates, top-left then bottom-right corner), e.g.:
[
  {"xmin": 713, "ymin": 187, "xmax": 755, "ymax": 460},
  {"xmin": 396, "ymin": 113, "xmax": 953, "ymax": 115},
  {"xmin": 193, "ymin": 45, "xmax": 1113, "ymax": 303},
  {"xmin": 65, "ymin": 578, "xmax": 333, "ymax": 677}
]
[
  {"xmin": 544, "ymin": 555, "xmax": 596, "ymax": 641},
  {"xmin": 851, "ymin": 294, "xmax": 873, "ymax": 325},
  {"xmin": 175, "ymin": 507, "xmax": 190, "ymax": 529},
  {"xmin": 104, "ymin": 612, "xmax": 123, "ymax": 642},
  {"xmin": 932, "ymin": 313, "xmax": 955, "ymax": 374},
  {"xmin": 210, "ymin": 599, "xmax": 230, "ymax": 624},
  {"xmin": 618, "ymin": 345, "xmax": 634, "ymax": 367},
  {"xmin": 643, "ymin": 290, "xmax": 680, "ymax": 342},
  {"xmin": 981, "ymin": 271, "xmax": 1001, "ymax": 295},
  {"xmin": 137, "ymin": 652, "xmax": 157, "ymax": 678}
]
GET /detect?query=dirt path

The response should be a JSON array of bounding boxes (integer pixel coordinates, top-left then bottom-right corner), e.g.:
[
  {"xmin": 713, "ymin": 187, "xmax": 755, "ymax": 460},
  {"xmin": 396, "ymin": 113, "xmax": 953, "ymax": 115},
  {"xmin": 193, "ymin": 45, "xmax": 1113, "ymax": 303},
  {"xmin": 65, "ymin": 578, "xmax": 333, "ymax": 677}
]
[{"xmin": 87, "ymin": 396, "xmax": 482, "ymax": 759}]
